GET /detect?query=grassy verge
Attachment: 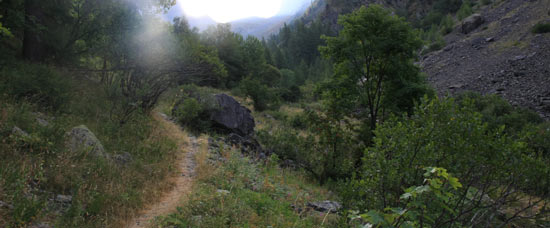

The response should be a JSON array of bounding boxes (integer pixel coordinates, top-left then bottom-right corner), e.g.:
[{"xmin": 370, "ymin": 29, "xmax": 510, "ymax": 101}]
[
  {"xmin": 0, "ymin": 64, "xmax": 180, "ymax": 227},
  {"xmin": 155, "ymin": 137, "xmax": 340, "ymax": 227}
]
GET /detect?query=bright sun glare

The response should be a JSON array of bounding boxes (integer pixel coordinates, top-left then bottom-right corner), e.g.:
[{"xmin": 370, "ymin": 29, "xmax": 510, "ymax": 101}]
[{"xmin": 180, "ymin": 0, "xmax": 283, "ymax": 23}]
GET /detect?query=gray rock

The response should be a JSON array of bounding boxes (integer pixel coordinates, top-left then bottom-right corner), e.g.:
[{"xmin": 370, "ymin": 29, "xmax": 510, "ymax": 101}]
[
  {"xmin": 461, "ymin": 14, "xmax": 485, "ymax": 34},
  {"xmin": 485, "ymin": 37, "xmax": 494, "ymax": 42},
  {"xmin": 12, "ymin": 126, "xmax": 30, "ymax": 138},
  {"xmin": 216, "ymin": 189, "xmax": 230, "ymax": 195},
  {"xmin": 55, "ymin": 195, "xmax": 72, "ymax": 204},
  {"xmin": 29, "ymin": 223, "xmax": 52, "ymax": 228},
  {"xmin": 210, "ymin": 94, "xmax": 255, "ymax": 136},
  {"xmin": 0, "ymin": 200, "xmax": 14, "ymax": 210},
  {"xmin": 33, "ymin": 112, "xmax": 51, "ymax": 127},
  {"xmin": 113, "ymin": 152, "xmax": 133, "ymax": 165},
  {"xmin": 307, "ymin": 201, "xmax": 342, "ymax": 213},
  {"xmin": 511, "ymin": 55, "xmax": 526, "ymax": 61},
  {"xmin": 65, "ymin": 125, "xmax": 106, "ymax": 158}
]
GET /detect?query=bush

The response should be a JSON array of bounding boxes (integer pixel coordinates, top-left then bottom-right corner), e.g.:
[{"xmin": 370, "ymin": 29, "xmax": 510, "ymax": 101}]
[
  {"xmin": 240, "ymin": 77, "xmax": 279, "ymax": 112},
  {"xmin": 457, "ymin": 0, "xmax": 473, "ymax": 21},
  {"xmin": 171, "ymin": 85, "xmax": 220, "ymax": 133},
  {"xmin": 456, "ymin": 92, "xmax": 543, "ymax": 134},
  {"xmin": 532, "ymin": 22, "xmax": 550, "ymax": 34},
  {"xmin": 440, "ymin": 14, "xmax": 455, "ymax": 34},
  {"xmin": 346, "ymin": 97, "xmax": 550, "ymax": 226},
  {"xmin": 0, "ymin": 63, "xmax": 70, "ymax": 111}
]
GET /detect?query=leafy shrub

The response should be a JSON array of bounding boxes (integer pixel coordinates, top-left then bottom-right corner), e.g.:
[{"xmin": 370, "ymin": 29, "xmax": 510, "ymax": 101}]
[
  {"xmin": 456, "ymin": 92, "xmax": 543, "ymax": 134},
  {"xmin": 280, "ymin": 85, "xmax": 302, "ymax": 102},
  {"xmin": 240, "ymin": 77, "xmax": 279, "ymax": 111},
  {"xmin": 346, "ymin": 97, "xmax": 549, "ymax": 226},
  {"xmin": 171, "ymin": 85, "xmax": 220, "ymax": 133},
  {"xmin": 0, "ymin": 63, "xmax": 70, "ymax": 111},
  {"xmin": 439, "ymin": 14, "xmax": 455, "ymax": 34},
  {"xmin": 349, "ymin": 167, "xmax": 463, "ymax": 227},
  {"xmin": 457, "ymin": 0, "xmax": 473, "ymax": 21},
  {"xmin": 532, "ymin": 22, "xmax": 550, "ymax": 34}
]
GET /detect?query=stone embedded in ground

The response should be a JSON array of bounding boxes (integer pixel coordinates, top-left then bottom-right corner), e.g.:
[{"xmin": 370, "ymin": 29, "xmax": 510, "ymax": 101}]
[
  {"xmin": 64, "ymin": 125, "xmax": 106, "ymax": 158},
  {"xmin": 461, "ymin": 14, "xmax": 485, "ymax": 34},
  {"xmin": 307, "ymin": 201, "xmax": 342, "ymax": 213},
  {"xmin": 55, "ymin": 195, "xmax": 73, "ymax": 204},
  {"xmin": 12, "ymin": 126, "xmax": 30, "ymax": 138}
]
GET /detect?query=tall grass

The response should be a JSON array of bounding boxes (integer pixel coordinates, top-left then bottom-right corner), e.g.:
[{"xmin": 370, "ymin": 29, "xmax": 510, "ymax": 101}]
[{"xmin": 0, "ymin": 63, "xmax": 181, "ymax": 227}]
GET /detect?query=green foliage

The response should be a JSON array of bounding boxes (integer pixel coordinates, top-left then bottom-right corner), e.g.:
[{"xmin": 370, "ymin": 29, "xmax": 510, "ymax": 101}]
[
  {"xmin": 457, "ymin": 0, "xmax": 474, "ymax": 21},
  {"xmin": 319, "ymin": 4, "xmax": 429, "ymax": 136},
  {"xmin": 156, "ymin": 149, "xmax": 338, "ymax": 227},
  {"xmin": 421, "ymin": 24, "xmax": 447, "ymax": 54},
  {"xmin": 240, "ymin": 77, "xmax": 279, "ymax": 112},
  {"xmin": 439, "ymin": 14, "xmax": 455, "ymax": 34},
  {"xmin": 259, "ymin": 110, "xmax": 359, "ymax": 184},
  {"xmin": 456, "ymin": 92, "xmax": 543, "ymax": 134},
  {"xmin": 532, "ymin": 22, "xmax": 550, "ymax": 34},
  {"xmin": 0, "ymin": 63, "xmax": 70, "ymax": 111},
  {"xmin": 346, "ymin": 97, "xmax": 549, "ymax": 226},
  {"xmin": 0, "ymin": 15, "xmax": 12, "ymax": 38},
  {"xmin": 171, "ymin": 84, "xmax": 220, "ymax": 133},
  {"xmin": 350, "ymin": 167, "xmax": 463, "ymax": 228}
]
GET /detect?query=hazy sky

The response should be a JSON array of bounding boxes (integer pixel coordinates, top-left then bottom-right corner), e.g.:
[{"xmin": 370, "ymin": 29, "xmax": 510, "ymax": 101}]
[{"xmin": 165, "ymin": 0, "xmax": 312, "ymax": 23}]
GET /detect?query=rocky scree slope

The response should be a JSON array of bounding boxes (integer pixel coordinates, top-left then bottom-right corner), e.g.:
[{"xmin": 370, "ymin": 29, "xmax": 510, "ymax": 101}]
[{"xmin": 421, "ymin": 0, "xmax": 550, "ymax": 119}]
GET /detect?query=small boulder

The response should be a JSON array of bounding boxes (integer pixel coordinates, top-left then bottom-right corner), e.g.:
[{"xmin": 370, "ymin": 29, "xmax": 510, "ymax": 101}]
[
  {"xmin": 65, "ymin": 125, "xmax": 106, "ymax": 158},
  {"xmin": 210, "ymin": 94, "xmax": 255, "ymax": 136},
  {"xmin": 461, "ymin": 14, "xmax": 485, "ymax": 34},
  {"xmin": 113, "ymin": 152, "xmax": 133, "ymax": 165},
  {"xmin": 55, "ymin": 195, "xmax": 72, "ymax": 204},
  {"xmin": 307, "ymin": 201, "xmax": 342, "ymax": 213},
  {"xmin": 12, "ymin": 126, "xmax": 30, "ymax": 138}
]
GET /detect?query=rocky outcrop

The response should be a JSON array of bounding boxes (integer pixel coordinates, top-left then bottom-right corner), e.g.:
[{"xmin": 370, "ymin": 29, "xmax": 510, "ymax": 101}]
[
  {"xmin": 461, "ymin": 14, "xmax": 485, "ymax": 34},
  {"xmin": 210, "ymin": 94, "xmax": 255, "ymax": 136},
  {"xmin": 64, "ymin": 125, "xmax": 106, "ymax": 158}
]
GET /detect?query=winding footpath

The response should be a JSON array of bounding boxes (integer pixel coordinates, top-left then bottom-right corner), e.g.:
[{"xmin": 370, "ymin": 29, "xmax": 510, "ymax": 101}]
[{"xmin": 128, "ymin": 113, "xmax": 198, "ymax": 228}]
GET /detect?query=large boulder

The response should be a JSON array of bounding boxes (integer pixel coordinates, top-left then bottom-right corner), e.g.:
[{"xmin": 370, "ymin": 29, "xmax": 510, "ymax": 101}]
[
  {"xmin": 461, "ymin": 14, "xmax": 485, "ymax": 34},
  {"xmin": 210, "ymin": 94, "xmax": 255, "ymax": 136},
  {"xmin": 65, "ymin": 125, "xmax": 106, "ymax": 158}
]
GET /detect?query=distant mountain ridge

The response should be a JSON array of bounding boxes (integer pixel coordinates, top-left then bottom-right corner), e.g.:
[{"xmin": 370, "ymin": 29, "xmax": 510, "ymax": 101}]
[{"xmin": 183, "ymin": 0, "xmax": 313, "ymax": 38}]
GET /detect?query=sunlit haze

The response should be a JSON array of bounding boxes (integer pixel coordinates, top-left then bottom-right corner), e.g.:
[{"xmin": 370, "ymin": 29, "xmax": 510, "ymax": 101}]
[{"xmin": 180, "ymin": 0, "xmax": 283, "ymax": 23}]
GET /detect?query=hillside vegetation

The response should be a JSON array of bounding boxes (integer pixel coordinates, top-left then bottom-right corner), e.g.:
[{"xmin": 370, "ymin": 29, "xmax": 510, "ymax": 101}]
[{"xmin": 1, "ymin": 0, "xmax": 549, "ymax": 227}]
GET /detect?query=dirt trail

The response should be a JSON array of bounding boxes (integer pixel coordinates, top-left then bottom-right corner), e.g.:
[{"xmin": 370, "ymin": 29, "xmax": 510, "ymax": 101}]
[{"xmin": 127, "ymin": 113, "xmax": 199, "ymax": 228}]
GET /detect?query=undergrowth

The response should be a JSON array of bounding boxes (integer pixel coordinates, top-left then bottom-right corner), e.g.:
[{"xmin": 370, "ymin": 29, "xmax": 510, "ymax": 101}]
[
  {"xmin": 156, "ymin": 141, "xmax": 341, "ymax": 227},
  {"xmin": 0, "ymin": 63, "xmax": 179, "ymax": 227}
]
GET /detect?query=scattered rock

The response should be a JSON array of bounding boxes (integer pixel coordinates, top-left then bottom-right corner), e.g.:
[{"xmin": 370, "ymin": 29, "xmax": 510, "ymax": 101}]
[
  {"xmin": 113, "ymin": 152, "xmax": 133, "ymax": 165},
  {"xmin": 216, "ymin": 189, "xmax": 230, "ymax": 195},
  {"xmin": 12, "ymin": 126, "xmax": 30, "ymax": 138},
  {"xmin": 210, "ymin": 94, "xmax": 256, "ymax": 136},
  {"xmin": 33, "ymin": 112, "xmax": 51, "ymax": 127},
  {"xmin": 29, "ymin": 223, "xmax": 52, "ymax": 228},
  {"xmin": 307, "ymin": 201, "xmax": 342, "ymax": 213},
  {"xmin": 448, "ymin": 84, "xmax": 464, "ymax": 89},
  {"xmin": 443, "ymin": 45, "xmax": 453, "ymax": 52},
  {"xmin": 511, "ymin": 55, "xmax": 526, "ymax": 61},
  {"xmin": 55, "ymin": 195, "xmax": 72, "ymax": 204},
  {"xmin": 461, "ymin": 14, "xmax": 485, "ymax": 34},
  {"xmin": 65, "ymin": 125, "xmax": 107, "ymax": 158},
  {"xmin": 486, "ymin": 37, "xmax": 494, "ymax": 42},
  {"xmin": 0, "ymin": 200, "xmax": 14, "ymax": 210}
]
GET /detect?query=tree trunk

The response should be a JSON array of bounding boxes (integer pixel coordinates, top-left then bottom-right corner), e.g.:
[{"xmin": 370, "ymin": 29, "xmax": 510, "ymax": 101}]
[{"xmin": 23, "ymin": 0, "xmax": 44, "ymax": 62}]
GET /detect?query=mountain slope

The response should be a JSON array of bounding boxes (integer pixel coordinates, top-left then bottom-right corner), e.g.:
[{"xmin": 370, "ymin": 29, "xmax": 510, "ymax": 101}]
[{"xmin": 421, "ymin": 0, "xmax": 550, "ymax": 119}]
